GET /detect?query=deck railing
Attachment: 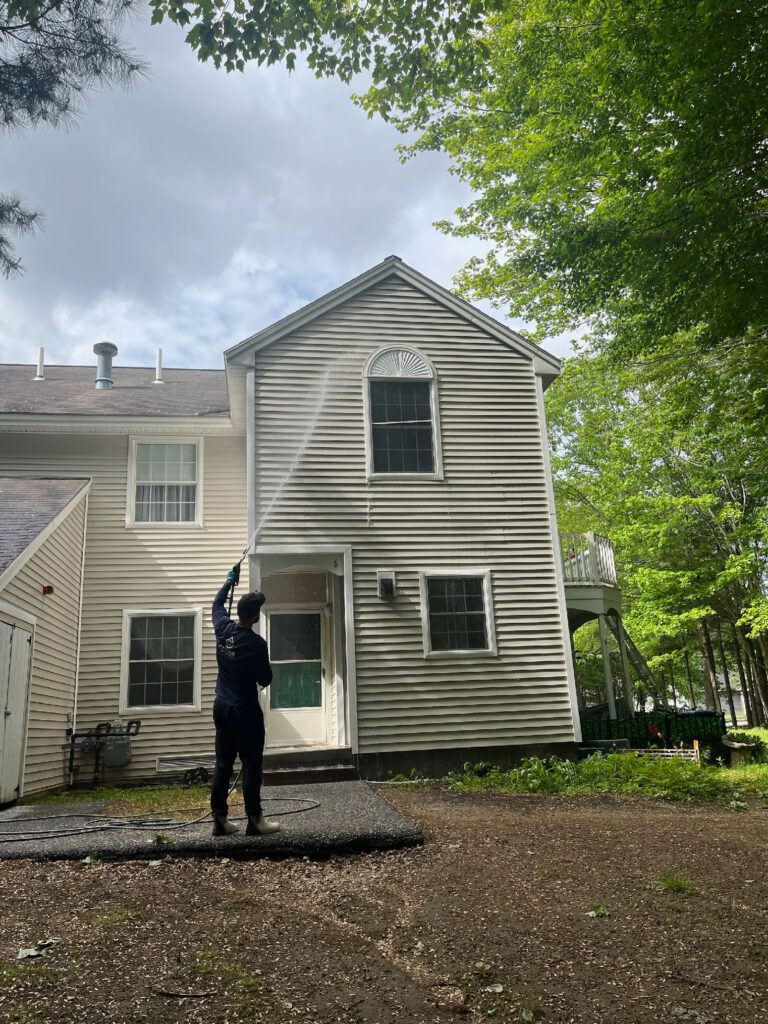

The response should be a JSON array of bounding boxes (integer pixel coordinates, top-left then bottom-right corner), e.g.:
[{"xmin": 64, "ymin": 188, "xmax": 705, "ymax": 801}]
[{"xmin": 560, "ymin": 531, "xmax": 617, "ymax": 587}]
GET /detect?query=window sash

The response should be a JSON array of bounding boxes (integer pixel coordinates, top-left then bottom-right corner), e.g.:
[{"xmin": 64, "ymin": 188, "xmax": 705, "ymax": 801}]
[
  {"xmin": 134, "ymin": 443, "xmax": 197, "ymax": 522},
  {"xmin": 369, "ymin": 380, "xmax": 434, "ymax": 474},
  {"xmin": 426, "ymin": 577, "xmax": 489, "ymax": 652},
  {"xmin": 127, "ymin": 614, "xmax": 196, "ymax": 707}
]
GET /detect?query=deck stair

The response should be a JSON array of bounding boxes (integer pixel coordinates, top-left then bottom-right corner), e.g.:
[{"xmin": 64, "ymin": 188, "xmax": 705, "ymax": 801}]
[{"xmin": 604, "ymin": 615, "xmax": 657, "ymax": 689}]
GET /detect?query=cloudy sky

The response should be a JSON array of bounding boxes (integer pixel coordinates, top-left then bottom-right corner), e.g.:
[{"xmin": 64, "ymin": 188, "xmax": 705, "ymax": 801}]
[{"xmin": 0, "ymin": 13, "xmax": 571, "ymax": 370}]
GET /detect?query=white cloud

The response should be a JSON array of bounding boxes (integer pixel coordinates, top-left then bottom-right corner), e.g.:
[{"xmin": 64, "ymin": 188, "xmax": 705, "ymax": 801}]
[{"xmin": 0, "ymin": 15, "xmax": 575, "ymax": 367}]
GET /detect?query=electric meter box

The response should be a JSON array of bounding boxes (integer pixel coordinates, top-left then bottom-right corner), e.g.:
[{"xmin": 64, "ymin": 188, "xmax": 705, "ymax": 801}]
[{"xmin": 103, "ymin": 735, "xmax": 132, "ymax": 767}]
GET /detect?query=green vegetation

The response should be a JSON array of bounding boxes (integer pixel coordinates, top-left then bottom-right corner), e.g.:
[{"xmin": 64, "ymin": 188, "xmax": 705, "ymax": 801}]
[
  {"xmin": 547, "ymin": 332, "xmax": 768, "ymax": 718},
  {"xmin": 737, "ymin": 729, "xmax": 768, "ymax": 762},
  {"xmin": 441, "ymin": 756, "xmax": 768, "ymax": 806},
  {"xmin": 658, "ymin": 871, "xmax": 694, "ymax": 895}
]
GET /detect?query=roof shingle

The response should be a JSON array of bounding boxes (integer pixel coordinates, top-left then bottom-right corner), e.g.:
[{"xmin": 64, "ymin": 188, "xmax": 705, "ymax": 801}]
[
  {"xmin": 0, "ymin": 477, "xmax": 90, "ymax": 577},
  {"xmin": 0, "ymin": 365, "xmax": 229, "ymax": 417}
]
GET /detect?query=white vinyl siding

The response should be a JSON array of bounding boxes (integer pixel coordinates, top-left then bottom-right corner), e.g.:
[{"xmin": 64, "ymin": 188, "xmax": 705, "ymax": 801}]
[
  {"xmin": 248, "ymin": 276, "xmax": 574, "ymax": 754},
  {"xmin": 0, "ymin": 494, "xmax": 87, "ymax": 795},
  {"xmin": 0, "ymin": 431, "xmax": 246, "ymax": 781}
]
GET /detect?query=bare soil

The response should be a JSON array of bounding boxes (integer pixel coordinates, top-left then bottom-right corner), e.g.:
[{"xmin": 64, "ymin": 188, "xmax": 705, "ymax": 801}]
[{"xmin": 1, "ymin": 788, "xmax": 766, "ymax": 1024}]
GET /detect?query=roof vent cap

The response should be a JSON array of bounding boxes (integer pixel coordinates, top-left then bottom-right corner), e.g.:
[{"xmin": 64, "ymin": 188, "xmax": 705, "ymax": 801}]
[{"xmin": 93, "ymin": 341, "xmax": 118, "ymax": 390}]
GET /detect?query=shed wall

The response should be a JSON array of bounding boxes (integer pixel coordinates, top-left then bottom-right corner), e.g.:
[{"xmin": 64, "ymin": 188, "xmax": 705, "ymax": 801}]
[{"xmin": 0, "ymin": 495, "xmax": 86, "ymax": 794}]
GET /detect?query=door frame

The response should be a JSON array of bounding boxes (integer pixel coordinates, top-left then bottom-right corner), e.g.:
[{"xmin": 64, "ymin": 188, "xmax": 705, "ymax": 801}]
[
  {"xmin": 263, "ymin": 603, "xmax": 332, "ymax": 748},
  {"xmin": 0, "ymin": 605, "xmax": 35, "ymax": 803},
  {"xmin": 249, "ymin": 545, "xmax": 357, "ymax": 752}
]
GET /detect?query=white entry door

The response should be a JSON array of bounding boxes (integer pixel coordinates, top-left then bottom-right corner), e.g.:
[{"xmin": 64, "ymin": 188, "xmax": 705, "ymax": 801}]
[
  {"xmin": 0, "ymin": 620, "xmax": 32, "ymax": 804},
  {"xmin": 264, "ymin": 609, "xmax": 329, "ymax": 747}
]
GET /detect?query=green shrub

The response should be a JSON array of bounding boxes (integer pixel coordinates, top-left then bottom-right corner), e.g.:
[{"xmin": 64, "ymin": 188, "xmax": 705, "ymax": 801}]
[
  {"xmin": 728, "ymin": 730, "xmax": 768, "ymax": 762},
  {"xmin": 445, "ymin": 754, "xmax": 738, "ymax": 803}
]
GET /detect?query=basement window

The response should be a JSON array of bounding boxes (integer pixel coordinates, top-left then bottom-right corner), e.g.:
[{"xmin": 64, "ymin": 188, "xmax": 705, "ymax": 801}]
[
  {"xmin": 121, "ymin": 609, "xmax": 202, "ymax": 712},
  {"xmin": 419, "ymin": 571, "xmax": 497, "ymax": 657},
  {"xmin": 128, "ymin": 439, "xmax": 202, "ymax": 526}
]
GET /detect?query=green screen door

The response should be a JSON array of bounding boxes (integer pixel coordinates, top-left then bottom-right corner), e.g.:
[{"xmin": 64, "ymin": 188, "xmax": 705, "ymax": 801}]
[{"xmin": 269, "ymin": 613, "xmax": 323, "ymax": 710}]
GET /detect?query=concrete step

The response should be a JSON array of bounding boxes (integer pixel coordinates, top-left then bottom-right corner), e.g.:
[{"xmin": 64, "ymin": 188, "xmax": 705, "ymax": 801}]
[
  {"xmin": 263, "ymin": 746, "xmax": 353, "ymax": 770},
  {"xmin": 263, "ymin": 763, "xmax": 357, "ymax": 786}
]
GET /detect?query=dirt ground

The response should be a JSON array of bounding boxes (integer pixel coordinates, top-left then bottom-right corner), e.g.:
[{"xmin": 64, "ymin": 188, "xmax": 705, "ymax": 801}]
[{"xmin": 1, "ymin": 788, "xmax": 766, "ymax": 1024}]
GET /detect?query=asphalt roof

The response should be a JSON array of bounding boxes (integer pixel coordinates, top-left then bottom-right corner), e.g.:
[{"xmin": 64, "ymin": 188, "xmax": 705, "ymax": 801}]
[
  {"xmin": 0, "ymin": 365, "xmax": 229, "ymax": 417},
  {"xmin": 0, "ymin": 477, "xmax": 90, "ymax": 577}
]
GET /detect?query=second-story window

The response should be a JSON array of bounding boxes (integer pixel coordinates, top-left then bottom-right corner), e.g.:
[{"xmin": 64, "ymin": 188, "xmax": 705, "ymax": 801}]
[
  {"xmin": 134, "ymin": 442, "xmax": 198, "ymax": 523},
  {"xmin": 364, "ymin": 346, "xmax": 442, "ymax": 478}
]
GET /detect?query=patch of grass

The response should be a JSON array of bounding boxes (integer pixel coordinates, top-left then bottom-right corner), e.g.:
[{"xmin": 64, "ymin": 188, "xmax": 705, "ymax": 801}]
[
  {"xmin": 24, "ymin": 783, "xmax": 212, "ymax": 814},
  {"xmin": 443, "ymin": 754, "xmax": 755, "ymax": 805},
  {"xmin": 89, "ymin": 903, "xmax": 135, "ymax": 929},
  {"xmin": 658, "ymin": 870, "xmax": 694, "ymax": 894},
  {"xmin": 0, "ymin": 960, "xmax": 55, "ymax": 985}
]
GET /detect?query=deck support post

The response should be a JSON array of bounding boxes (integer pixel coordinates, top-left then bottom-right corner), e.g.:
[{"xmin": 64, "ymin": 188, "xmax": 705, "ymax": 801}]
[
  {"xmin": 616, "ymin": 615, "xmax": 633, "ymax": 717},
  {"xmin": 598, "ymin": 614, "xmax": 616, "ymax": 719}
]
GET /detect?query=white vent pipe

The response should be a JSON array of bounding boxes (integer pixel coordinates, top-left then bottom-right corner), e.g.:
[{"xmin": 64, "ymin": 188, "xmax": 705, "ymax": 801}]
[
  {"xmin": 153, "ymin": 347, "xmax": 164, "ymax": 384},
  {"xmin": 33, "ymin": 347, "xmax": 45, "ymax": 381}
]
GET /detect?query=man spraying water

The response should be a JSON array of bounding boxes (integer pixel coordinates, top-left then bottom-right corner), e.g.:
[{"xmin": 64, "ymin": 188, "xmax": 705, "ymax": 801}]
[{"xmin": 210, "ymin": 564, "xmax": 282, "ymax": 837}]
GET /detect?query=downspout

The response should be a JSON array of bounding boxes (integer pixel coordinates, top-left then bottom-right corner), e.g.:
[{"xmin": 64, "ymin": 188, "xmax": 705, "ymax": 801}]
[
  {"xmin": 534, "ymin": 374, "xmax": 582, "ymax": 743},
  {"xmin": 245, "ymin": 366, "xmax": 257, "ymax": 591},
  {"xmin": 70, "ymin": 489, "xmax": 89, "ymax": 784}
]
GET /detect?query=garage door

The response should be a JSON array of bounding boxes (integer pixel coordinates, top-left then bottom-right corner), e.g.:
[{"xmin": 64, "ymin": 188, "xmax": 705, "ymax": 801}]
[{"xmin": 0, "ymin": 620, "xmax": 32, "ymax": 804}]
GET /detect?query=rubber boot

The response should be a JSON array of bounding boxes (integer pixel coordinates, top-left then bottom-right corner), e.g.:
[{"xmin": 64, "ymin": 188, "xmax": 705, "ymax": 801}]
[
  {"xmin": 212, "ymin": 814, "xmax": 239, "ymax": 836},
  {"xmin": 246, "ymin": 814, "xmax": 282, "ymax": 836}
]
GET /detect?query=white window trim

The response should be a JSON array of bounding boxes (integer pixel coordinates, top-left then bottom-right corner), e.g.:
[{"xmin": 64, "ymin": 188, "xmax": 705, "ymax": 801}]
[
  {"xmin": 120, "ymin": 607, "xmax": 203, "ymax": 714},
  {"xmin": 418, "ymin": 569, "xmax": 498, "ymax": 659},
  {"xmin": 125, "ymin": 436, "xmax": 204, "ymax": 527},
  {"xmin": 362, "ymin": 345, "xmax": 444, "ymax": 481}
]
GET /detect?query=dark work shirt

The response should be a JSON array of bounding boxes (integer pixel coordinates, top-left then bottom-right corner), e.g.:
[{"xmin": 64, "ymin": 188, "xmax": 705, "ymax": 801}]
[{"xmin": 212, "ymin": 583, "xmax": 273, "ymax": 703}]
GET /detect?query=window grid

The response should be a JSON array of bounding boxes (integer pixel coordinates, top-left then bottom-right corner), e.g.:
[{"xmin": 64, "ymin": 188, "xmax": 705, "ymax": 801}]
[
  {"xmin": 134, "ymin": 443, "xmax": 197, "ymax": 523},
  {"xmin": 427, "ymin": 577, "xmax": 489, "ymax": 652},
  {"xmin": 127, "ymin": 614, "xmax": 196, "ymax": 707},
  {"xmin": 370, "ymin": 380, "xmax": 434, "ymax": 474}
]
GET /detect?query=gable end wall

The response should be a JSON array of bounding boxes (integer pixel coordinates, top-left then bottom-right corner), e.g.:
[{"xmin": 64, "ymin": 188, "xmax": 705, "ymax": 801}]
[{"xmin": 250, "ymin": 277, "xmax": 575, "ymax": 752}]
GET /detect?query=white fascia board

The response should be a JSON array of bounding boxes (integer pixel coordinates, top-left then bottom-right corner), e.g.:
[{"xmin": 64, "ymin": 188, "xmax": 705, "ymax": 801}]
[
  {"xmin": 0, "ymin": 414, "xmax": 234, "ymax": 435},
  {"xmin": 224, "ymin": 256, "xmax": 562, "ymax": 385},
  {"xmin": 0, "ymin": 481, "xmax": 91, "ymax": 592}
]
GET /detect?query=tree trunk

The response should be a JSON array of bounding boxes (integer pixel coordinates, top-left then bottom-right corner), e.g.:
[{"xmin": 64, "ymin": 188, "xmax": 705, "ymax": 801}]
[
  {"xmin": 715, "ymin": 619, "xmax": 738, "ymax": 727},
  {"xmin": 738, "ymin": 627, "xmax": 766, "ymax": 726},
  {"xmin": 731, "ymin": 631, "xmax": 754, "ymax": 728},
  {"xmin": 683, "ymin": 649, "xmax": 696, "ymax": 709},
  {"xmin": 746, "ymin": 633, "xmax": 768, "ymax": 723},
  {"xmin": 697, "ymin": 622, "xmax": 720, "ymax": 712}
]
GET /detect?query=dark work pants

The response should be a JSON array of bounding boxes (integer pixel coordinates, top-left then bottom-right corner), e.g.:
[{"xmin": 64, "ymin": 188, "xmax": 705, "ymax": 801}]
[{"xmin": 210, "ymin": 697, "xmax": 265, "ymax": 819}]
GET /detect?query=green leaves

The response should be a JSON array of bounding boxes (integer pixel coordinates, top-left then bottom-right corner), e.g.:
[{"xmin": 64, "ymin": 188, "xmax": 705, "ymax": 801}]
[
  {"xmin": 546, "ymin": 330, "xmax": 768, "ymax": 700},
  {"xmin": 586, "ymin": 906, "xmax": 609, "ymax": 918}
]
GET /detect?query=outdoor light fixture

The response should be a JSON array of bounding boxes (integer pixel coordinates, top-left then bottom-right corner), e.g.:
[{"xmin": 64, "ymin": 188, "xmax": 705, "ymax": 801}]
[
  {"xmin": 377, "ymin": 570, "xmax": 396, "ymax": 599},
  {"xmin": 42, "ymin": 585, "xmax": 54, "ymax": 595}
]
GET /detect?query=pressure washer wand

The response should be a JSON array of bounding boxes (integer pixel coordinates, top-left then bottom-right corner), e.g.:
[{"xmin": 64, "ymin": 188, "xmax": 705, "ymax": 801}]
[{"xmin": 225, "ymin": 561, "xmax": 241, "ymax": 616}]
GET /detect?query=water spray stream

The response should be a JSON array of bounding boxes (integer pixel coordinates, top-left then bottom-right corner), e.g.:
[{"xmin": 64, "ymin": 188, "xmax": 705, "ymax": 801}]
[{"xmin": 234, "ymin": 350, "xmax": 367, "ymax": 569}]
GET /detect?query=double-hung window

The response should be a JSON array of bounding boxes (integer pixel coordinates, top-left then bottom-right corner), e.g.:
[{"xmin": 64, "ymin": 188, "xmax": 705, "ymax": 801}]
[
  {"xmin": 364, "ymin": 347, "xmax": 442, "ymax": 478},
  {"xmin": 122, "ymin": 609, "xmax": 202, "ymax": 711},
  {"xmin": 419, "ymin": 571, "xmax": 497, "ymax": 657},
  {"xmin": 130, "ymin": 441, "xmax": 200, "ymax": 525}
]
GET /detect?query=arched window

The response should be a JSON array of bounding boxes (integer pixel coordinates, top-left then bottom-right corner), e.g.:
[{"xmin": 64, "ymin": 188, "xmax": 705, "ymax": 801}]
[{"xmin": 363, "ymin": 346, "xmax": 442, "ymax": 478}]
